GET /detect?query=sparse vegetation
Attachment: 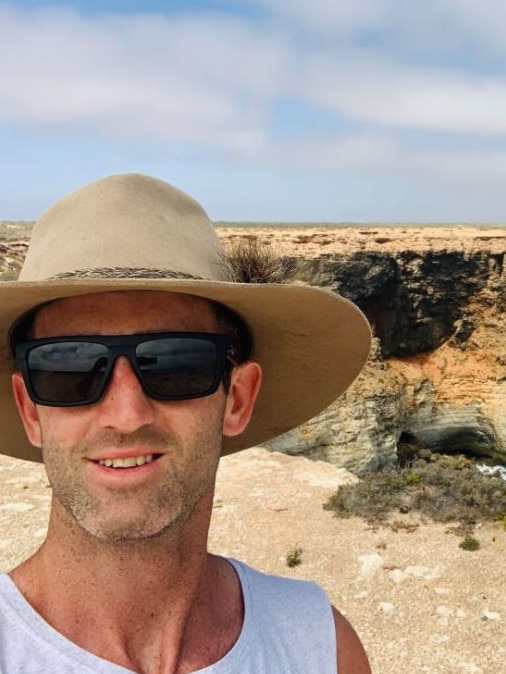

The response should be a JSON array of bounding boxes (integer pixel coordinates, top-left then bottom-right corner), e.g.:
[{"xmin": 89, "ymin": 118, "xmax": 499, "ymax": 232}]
[
  {"xmin": 221, "ymin": 236, "xmax": 298, "ymax": 284},
  {"xmin": 0, "ymin": 269, "xmax": 19, "ymax": 281},
  {"xmin": 286, "ymin": 546, "xmax": 303, "ymax": 568},
  {"xmin": 324, "ymin": 452, "xmax": 506, "ymax": 529},
  {"xmin": 0, "ymin": 221, "xmax": 33, "ymax": 241},
  {"xmin": 459, "ymin": 535, "xmax": 481, "ymax": 551},
  {"xmin": 0, "ymin": 229, "xmax": 29, "ymax": 281}
]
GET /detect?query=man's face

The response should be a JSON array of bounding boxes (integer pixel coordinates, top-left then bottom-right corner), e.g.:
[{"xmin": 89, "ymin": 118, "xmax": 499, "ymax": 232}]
[{"xmin": 12, "ymin": 291, "xmax": 259, "ymax": 543}]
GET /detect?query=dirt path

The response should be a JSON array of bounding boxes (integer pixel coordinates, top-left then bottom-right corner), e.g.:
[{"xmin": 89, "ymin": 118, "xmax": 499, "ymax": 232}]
[{"xmin": 0, "ymin": 447, "xmax": 504, "ymax": 673}]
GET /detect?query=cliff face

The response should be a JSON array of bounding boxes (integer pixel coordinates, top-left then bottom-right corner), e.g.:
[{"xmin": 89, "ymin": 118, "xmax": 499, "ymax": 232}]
[
  {"xmin": 2, "ymin": 223, "xmax": 506, "ymax": 473},
  {"xmin": 303, "ymin": 249, "xmax": 499, "ymax": 358},
  {"xmin": 219, "ymin": 226, "xmax": 506, "ymax": 473}
]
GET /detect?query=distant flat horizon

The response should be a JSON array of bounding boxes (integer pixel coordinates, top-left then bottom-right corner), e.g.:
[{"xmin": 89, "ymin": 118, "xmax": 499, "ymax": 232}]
[{"xmin": 3, "ymin": 220, "xmax": 506, "ymax": 231}]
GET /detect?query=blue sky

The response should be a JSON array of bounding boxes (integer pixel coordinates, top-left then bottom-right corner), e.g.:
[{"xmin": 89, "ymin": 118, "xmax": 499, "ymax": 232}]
[{"xmin": 2, "ymin": 0, "xmax": 506, "ymax": 222}]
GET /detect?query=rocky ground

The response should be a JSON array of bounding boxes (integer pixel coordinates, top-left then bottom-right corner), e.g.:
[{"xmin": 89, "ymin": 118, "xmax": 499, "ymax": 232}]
[
  {"xmin": 217, "ymin": 222, "xmax": 506, "ymax": 256},
  {"xmin": 0, "ymin": 448, "xmax": 504, "ymax": 674}
]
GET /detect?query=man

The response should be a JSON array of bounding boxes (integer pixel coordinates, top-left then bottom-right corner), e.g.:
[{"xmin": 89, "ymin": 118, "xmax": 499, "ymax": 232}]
[{"xmin": 0, "ymin": 174, "xmax": 372, "ymax": 673}]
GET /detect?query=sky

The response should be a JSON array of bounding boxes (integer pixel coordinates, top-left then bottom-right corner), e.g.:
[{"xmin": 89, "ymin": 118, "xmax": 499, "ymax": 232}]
[{"xmin": 2, "ymin": 0, "xmax": 506, "ymax": 222}]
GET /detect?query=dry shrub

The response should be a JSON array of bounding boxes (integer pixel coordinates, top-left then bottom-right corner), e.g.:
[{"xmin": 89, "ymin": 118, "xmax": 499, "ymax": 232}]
[
  {"xmin": 459, "ymin": 535, "xmax": 481, "ymax": 551},
  {"xmin": 286, "ymin": 546, "xmax": 303, "ymax": 568},
  {"xmin": 221, "ymin": 237, "xmax": 298, "ymax": 284},
  {"xmin": 324, "ymin": 453, "xmax": 506, "ymax": 526}
]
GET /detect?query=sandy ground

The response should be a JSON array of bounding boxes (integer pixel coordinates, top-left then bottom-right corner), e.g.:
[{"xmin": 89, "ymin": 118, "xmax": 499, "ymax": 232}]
[{"xmin": 0, "ymin": 447, "xmax": 504, "ymax": 674}]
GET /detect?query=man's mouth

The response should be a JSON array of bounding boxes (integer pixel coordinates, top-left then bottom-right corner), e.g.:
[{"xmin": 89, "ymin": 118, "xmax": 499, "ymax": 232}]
[{"xmin": 97, "ymin": 454, "xmax": 160, "ymax": 469}]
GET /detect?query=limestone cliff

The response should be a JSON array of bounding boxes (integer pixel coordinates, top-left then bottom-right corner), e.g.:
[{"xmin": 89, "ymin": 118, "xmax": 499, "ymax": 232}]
[
  {"xmin": 2, "ymin": 222, "xmax": 506, "ymax": 473},
  {"xmin": 219, "ymin": 225, "xmax": 506, "ymax": 473}
]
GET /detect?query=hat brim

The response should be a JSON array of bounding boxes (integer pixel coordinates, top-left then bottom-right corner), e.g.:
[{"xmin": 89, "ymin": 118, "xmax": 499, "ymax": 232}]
[{"xmin": 0, "ymin": 279, "xmax": 371, "ymax": 462}]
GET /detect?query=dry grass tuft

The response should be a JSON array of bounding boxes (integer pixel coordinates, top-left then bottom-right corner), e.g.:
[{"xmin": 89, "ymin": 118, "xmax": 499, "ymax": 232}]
[
  {"xmin": 221, "ymin": 237, "xmax": 298, "ymax": 284},
  {"xmin": 285, "ymin": 546, "xmax": 303, "ymax": 567}
]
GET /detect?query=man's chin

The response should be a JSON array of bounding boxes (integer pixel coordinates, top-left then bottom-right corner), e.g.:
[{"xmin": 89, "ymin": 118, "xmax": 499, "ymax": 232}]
[{"xmin": 76, "ymin": 516, "xmax": 180, "ymax": 543}]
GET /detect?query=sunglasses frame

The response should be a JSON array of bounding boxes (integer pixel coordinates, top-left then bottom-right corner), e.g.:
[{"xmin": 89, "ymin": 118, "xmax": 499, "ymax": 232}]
[{"xmin": 15, "ymin": 332, "xmax": 236, "ymax": 407}]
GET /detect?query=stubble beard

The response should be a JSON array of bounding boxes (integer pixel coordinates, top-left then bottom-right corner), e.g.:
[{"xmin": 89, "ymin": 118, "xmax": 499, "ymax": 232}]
[{"xmin": 41, "ymin": 423, "xmax": 223, "ymax": 544}]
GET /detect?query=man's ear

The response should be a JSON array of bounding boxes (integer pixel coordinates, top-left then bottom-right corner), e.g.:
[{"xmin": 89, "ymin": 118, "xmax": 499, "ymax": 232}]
[
  {"xmin": 12, "ymin": 372, "xmax": 42, "ymax": 448},
  {"xmin": 222, "ymin": 361, "xmax": 262, "ymax": 437}
]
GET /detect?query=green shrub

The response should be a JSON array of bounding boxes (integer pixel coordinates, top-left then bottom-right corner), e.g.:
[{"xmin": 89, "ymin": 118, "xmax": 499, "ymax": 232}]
[
  {"xmin": 324, "ymin": 452, "xmax": 506, "ymax": 526},
  {"xmin": 459, "ymin": 535, "xmax": 480, "ymax": 551},
  {"xmin": 286, "ymin": 546, "xmax": 303, "ymax": 568}
]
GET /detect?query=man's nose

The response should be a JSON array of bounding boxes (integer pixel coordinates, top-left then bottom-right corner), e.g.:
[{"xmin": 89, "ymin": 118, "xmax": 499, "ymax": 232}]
[{"xmin": 96, "ymin": 356, "xmax": 156, "ymax": 431}]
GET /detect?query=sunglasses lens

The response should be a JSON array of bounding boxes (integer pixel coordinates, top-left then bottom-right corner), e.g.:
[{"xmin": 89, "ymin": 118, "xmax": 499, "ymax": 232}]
[
  {"xmin": 21, "ymin": 334, "xmax": 226, "ymax": 405},
  {"xmin": 26, "ymin": 342, "xmax": 109, "ymax": 404},
  {"xmin": 136, "ymin": 337, "xmax": 219, "ymax": 399}
]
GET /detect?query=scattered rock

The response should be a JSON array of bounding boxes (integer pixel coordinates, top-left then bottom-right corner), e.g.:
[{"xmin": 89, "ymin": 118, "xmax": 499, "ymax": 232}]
[
  {"xmin": 358, "ymin": 552, "xmax": 384, "ymax": 577},
  {"xmin": 481, "ymin": 610, "xmax": 501, "ymax": 621},
  {"xmin": 378, "ymin": 602, "xmax": 395, "ymax": 614},
  {"xmin": 457, "ymin": 663, "xmax": 484, "ymax": 673},
  {"xmin": 0, "ymin": 502, "xmax": 35, "ymax": 512}
]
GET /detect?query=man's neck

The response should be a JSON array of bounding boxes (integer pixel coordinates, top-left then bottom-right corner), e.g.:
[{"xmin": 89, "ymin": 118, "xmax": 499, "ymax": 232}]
[{"xmin": 9, "ymin": 495, "xmax": 244, "ymax": 674}]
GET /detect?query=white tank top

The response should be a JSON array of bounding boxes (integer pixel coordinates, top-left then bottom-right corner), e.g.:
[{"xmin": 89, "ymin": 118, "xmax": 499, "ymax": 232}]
[{"xmin": 0, "ymin": 559, "xmax": 337, "ymax": 673}]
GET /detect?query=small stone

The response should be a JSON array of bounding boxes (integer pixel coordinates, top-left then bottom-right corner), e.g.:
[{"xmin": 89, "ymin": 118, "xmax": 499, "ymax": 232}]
[
  {"xmin": 0, "ymin": 502, "xmax": 35, "ymax": 512},
  {"xmin": 404, "ymin": 564, "xmax": 441, "ymax": 580},
  {"xmin": 482, "ymin": 611, "xmax": 501, "ymax": 621},
  {"xmin": 457, "ymin": 663, "xmax": 483, "ymax": 673},
  {"xmin": 379, "ymin": 602, "xmax": 395, "ymax": 614},
  {"xmin": 433, "ymin": 634, "xmax": 450, "ymax": 644},
  {"xmin": 389, "ymin": 568, "xmax": 407, "ymax": 584},
  {"xmin": 436, "ymin": 605, "xmax": 454, "ymax": 617},
  {"xmin": 354, "ymin": 591, "xmax": 369, "ymax": 599},
  {"xmin": 436, "ymin": 605, "xmax": 454, "ymax": 626},
  {"xmin": 358, "ymin": 552, "xmax": 383, "ymax": 577}
]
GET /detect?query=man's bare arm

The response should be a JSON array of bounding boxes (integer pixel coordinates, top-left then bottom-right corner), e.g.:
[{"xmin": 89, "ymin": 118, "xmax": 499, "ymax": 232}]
[{"xmin": 332, "ymin": 606, "xmax": 372, "ymax": 674}]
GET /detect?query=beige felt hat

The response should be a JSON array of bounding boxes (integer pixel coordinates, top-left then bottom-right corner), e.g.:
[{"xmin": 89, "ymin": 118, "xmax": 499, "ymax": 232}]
[{"xmin": 0, "ymin": 173, "xmax": 371, "ymax": 462}]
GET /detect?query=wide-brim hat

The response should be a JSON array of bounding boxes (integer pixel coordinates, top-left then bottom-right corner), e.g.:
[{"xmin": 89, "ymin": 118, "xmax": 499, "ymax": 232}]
[{"xmin": 0, "ymin": 173, "xmax": 371, "ymax": 462}]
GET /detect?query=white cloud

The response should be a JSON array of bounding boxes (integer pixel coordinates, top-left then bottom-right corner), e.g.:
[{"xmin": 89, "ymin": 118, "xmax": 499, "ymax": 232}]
[
  {"xmin": 0, "ymin": 4, "xmax": 291, "ymax": 149},
  {"xmin": 2, "ymin": 1, "xmax": 506, "ymax": 221},
  {"xmin": 265, "ymin": 1, "xmax": 505, "ymax": 37},
  {"xmin": 262, "ymin": 132, "xmax": 400, "ymax": 172},
  {"xmin": 425, "ymin": 0, "xmax": 506, "ymax": 53},
  {"xmin": 260, "ymin": 0, "xmax": 395, "ymax": 33},
  {"xmin": 298, "ymin": 52, "xmax": 506, "ymax": 135},
  {"xmin": 259, "ymin": 0, "xmax": 506, "ymax": 58},
  {"xmin": 249, "ymin": 126, "xmax": 506, "ymax": 196},
  {"xmin": 2, "ymin": 0, "xmax": 506, "ymax": 149}
]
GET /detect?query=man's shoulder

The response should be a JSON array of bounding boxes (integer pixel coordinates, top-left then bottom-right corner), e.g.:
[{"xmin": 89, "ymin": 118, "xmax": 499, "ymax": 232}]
[
  {"xmin": 229, "ymin": 563, "xmax": 371, "ymax": 674},
  {"xmin": 0, "ymin": 573, "xmax": 18, "ymax": 614},
  {"xmin": 227, "ymin": 558, "xmax": 333, "ymax": 631},
  {"xmin": 229, "ymin": 557, "xmax": 330, "ymax": 601},
  {"xmin": 227, "ymin": 558, "xmax": 338, "ymax": 672}
]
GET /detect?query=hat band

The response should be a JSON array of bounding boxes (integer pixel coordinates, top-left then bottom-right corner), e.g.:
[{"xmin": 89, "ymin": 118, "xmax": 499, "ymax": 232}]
[{"xmin": 48, "ymin": 267, "xmax": 206, "ymax": 281}]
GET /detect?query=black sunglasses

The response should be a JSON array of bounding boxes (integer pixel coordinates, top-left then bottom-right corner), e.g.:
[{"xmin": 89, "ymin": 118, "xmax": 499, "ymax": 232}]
[{"xmin": 15, "ymin": 332, "xmax": 236, "ymax": 407}]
